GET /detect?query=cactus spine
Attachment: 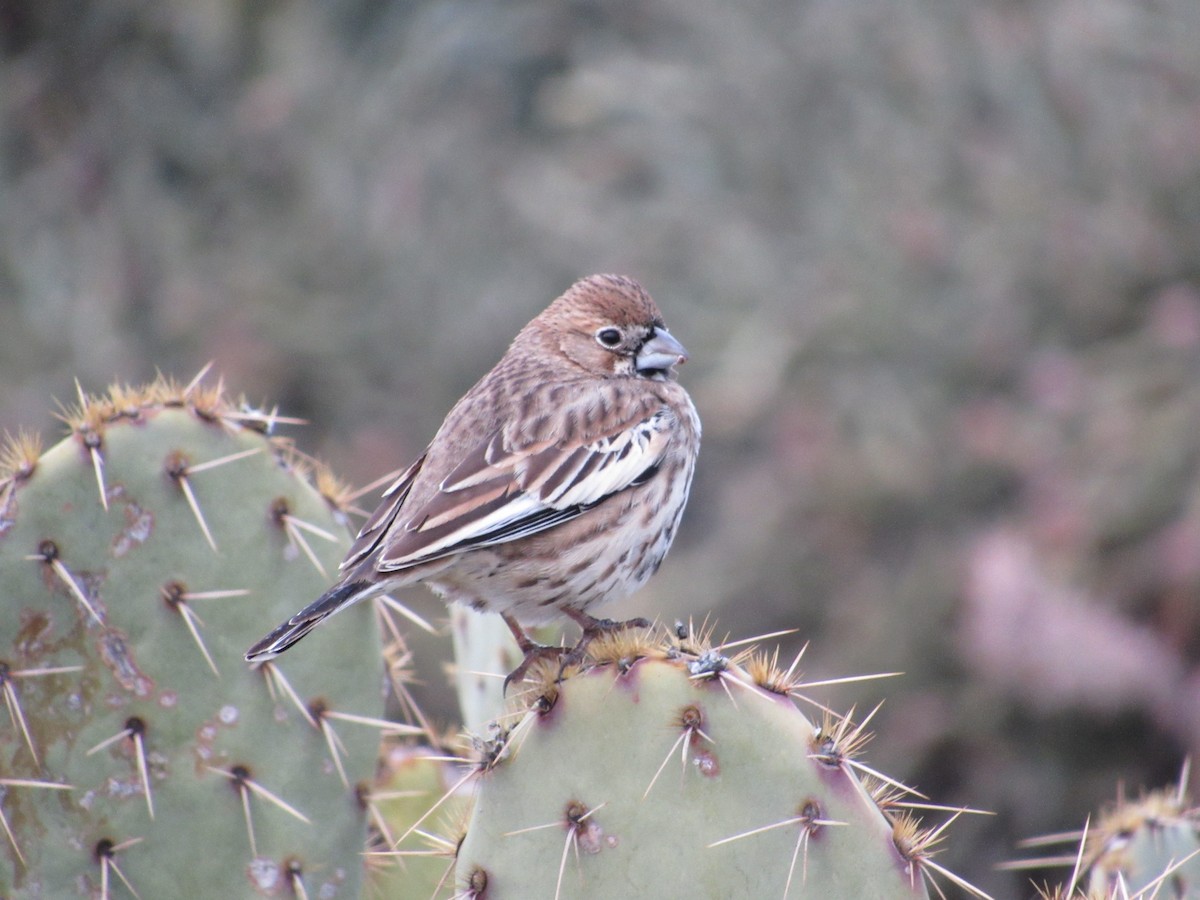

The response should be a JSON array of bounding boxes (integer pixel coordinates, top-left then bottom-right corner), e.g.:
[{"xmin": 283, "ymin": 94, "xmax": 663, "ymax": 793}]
[{"xmin": 0, "ymin": 376, "xmax": 386, "ymax": 898}]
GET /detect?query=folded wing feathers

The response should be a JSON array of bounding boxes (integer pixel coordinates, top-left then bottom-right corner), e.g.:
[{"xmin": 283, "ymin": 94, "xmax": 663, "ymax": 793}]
[
  {"xmin": 374, "ymin": 408, "xmax": 674, "ymax": 572},
  {"xmin": 543, "ymin": 411, "xmax": 669, "ymax": 508},
  {"xmin": 340, "ymin": 454, "xmax": 426, "ymax": 572},
  {"xmin": 437, "ymin": 433, "xmax": 516, "ymax": 492}
]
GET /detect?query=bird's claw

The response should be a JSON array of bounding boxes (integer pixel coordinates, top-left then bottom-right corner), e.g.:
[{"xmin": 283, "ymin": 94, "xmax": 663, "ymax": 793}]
[
  {"xmin": 558, "ymin": 614, "xmax": 653, "ymax": 675},
  {"xmin": 581, "ymin": 616, "xmax": 651, "ymax": 638},
  {"xmin": 503, "ymin": 643, "xmax": 568, "ymax": 695},
  {"xmin": 503, "ymin": 616, "xmax": 653, "ymax": 693}
]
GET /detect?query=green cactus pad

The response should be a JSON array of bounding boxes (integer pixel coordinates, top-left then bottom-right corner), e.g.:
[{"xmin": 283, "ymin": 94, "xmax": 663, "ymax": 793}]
[
  {"xmin": 366, "ymin": 744, "xmax": 473, "ymax": 899},
  {"xmin": 0, "ymin": 379, "xmax": 383, "ymax": 898},
  {"xmin": 453, "ymin": 630, "xmax": 954, "ymax": 899},
  {"xmin": 1085, "ymin": 783, "xmax": 1200, "ymax": 898}
]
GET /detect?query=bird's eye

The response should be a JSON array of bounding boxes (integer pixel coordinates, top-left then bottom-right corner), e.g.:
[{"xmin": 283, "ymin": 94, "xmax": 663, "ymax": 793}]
[{"xmin": 596, "ymin": 327, "xmax": 622, "ymax": 348}]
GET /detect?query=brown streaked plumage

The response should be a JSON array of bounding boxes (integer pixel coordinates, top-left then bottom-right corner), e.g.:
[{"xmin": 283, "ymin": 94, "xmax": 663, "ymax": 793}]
[{"xmin": 245, "ymin": 274, "xmax": 701, "ymax": 686}]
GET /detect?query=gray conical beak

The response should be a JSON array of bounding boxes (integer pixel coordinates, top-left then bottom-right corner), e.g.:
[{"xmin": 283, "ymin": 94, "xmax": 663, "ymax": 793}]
[{"xmin": 637, "ymin": 328, "xmax": 688, "ymax": 374}]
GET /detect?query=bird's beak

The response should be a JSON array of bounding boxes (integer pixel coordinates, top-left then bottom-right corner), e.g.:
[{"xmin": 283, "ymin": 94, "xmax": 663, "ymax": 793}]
[{"xmin": 637, "ymin": 328, "xmax": 688, "ymax": 374}]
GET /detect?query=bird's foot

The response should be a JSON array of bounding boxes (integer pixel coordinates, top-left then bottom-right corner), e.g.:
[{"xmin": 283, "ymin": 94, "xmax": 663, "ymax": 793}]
[
  {"xmin": 558, "ymin": 613, "xmax": 653, "ymax": 672},
  {"xmin": 503, "ymin": 642, "xmax": 568, "ymax": 695},
  {"xmin": 580, "ymin": 615, "xmax": 652, "ymax": 640},
  {"xmin": 501, "ymin": 614, "xmax": 653, "ymax": 692}
]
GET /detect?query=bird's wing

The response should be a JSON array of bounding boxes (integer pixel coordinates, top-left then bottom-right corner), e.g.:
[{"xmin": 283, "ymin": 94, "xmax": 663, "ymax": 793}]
[
  {"xmin": 340, "ymin": 454, "xmax": 427, "ymax": 572},
  {"xmin": 375, "ymin": 405, "xmax": 676, "ymax": 572}
]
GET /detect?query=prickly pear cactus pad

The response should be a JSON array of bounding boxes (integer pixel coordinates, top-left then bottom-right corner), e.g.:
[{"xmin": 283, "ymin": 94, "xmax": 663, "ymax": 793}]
[
  {"xmin": 1084, "ymin": 780, "xmax": 1200, "ymax": 899},
  {"xmin": 365, "ymin": 743, "xmax": 474, "ymax": 899},
  {"xmin": 452, "ymin": 627, "xmax": 979, "ymax": 899},
  {"xmin": 0, "ymin": 376, "xmax": 386, "ymax": 898},
  {"xmin": 1019, "ymin": 766, "xmax": 1198, "ymax": 900}
]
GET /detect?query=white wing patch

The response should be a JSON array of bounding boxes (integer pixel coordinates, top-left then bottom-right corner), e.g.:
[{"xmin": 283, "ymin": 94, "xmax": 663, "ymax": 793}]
[
  {"xmin": 533, "ymin": 410, "xmax": 671, "ymax": 507},
  {"xmin": 375, "ymin": 408, "xmax": 675, "ymax": 571}
]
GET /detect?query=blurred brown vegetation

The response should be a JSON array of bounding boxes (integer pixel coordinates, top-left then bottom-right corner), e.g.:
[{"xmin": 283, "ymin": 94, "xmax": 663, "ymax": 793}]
[{"xmin": 3, "ymin": 0, "xmax": 1199, "ymax": 894}]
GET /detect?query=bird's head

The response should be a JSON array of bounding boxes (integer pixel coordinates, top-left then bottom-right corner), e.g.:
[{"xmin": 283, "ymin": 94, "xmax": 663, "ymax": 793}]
[{"xmin": 537, "ymin": 274, "xmax": 688, "ymax": 382}]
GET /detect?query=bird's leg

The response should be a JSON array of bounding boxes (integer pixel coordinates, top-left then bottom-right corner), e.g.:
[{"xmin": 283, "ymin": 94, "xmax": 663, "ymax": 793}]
[
  {"xmin": 560, "ymin": 609, "xmax": 652, "ymax": 670},
  {"xmin": 501, "ymin": 613, "xmax": 566, "ymax": 694}
]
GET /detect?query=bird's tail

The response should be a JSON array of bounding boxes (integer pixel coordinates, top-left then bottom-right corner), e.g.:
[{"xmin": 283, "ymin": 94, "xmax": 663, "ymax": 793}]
[{"xmin": 245, "ymin": 579, "xmax": 374, "ymax": 662}]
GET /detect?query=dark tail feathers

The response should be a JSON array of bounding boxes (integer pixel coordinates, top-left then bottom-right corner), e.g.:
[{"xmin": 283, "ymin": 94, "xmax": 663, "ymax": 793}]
[{"xmin": 244, "ymin": 580, "xmax": 372, "ymax": 662}]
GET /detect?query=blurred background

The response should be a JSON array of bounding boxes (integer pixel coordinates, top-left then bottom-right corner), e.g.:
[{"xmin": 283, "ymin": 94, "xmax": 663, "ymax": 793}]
[{"xmin": 3, "ymin": 0, "xmax": 1199, "ymax": 894}]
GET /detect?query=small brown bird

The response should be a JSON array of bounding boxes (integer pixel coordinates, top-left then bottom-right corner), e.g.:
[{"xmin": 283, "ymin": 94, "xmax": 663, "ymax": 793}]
[{"xmin": 246, "ymin": 274, "xmax": 700, "ymax": 686}]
